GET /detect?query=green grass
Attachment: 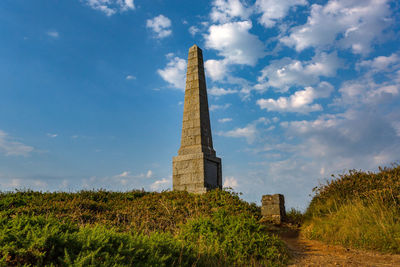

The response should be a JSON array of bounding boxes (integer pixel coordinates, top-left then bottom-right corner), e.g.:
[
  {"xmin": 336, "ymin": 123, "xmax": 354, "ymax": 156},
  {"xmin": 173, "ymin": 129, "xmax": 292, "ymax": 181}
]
[
  {"xmin": 302, "ymin": 165, "xmax": 400, "ymax": 253},
  {"xmin": 0, "ymin": 189, "xmax": 288, "ymax": 266}
]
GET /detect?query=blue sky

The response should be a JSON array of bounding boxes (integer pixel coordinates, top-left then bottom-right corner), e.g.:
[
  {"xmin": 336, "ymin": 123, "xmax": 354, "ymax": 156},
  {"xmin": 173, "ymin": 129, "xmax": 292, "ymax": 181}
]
[{"xmin": 1, "ymin": 0, "xmax": 399, "ymax": 209}]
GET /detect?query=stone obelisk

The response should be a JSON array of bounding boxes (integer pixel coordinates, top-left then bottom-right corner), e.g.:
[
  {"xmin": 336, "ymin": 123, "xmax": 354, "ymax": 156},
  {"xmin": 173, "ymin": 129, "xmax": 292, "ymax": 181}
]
[{"xmin": 172, "ymin": 44, "xmax": 222, "ymax": 193}]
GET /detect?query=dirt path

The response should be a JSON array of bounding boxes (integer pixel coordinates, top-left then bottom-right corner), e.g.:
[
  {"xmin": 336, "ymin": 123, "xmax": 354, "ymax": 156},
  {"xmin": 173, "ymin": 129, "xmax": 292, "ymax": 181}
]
[{"xmin": 282, "ymin": 235, "xmax": 400, "ymax": 266}]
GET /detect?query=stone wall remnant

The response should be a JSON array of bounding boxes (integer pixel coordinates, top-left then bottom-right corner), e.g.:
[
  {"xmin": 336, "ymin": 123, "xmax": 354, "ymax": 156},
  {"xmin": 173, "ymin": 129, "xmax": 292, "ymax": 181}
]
[{"xmin": 261, "ymin": 194, "xmax": 286, "ymax": 224}]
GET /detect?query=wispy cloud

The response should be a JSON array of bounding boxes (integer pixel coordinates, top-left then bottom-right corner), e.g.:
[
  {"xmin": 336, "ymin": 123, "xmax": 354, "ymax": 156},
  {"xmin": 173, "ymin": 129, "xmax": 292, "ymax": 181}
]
[
  {"xmin": 0, "ymin": 176, "xmax": 48, "ymax": 190},
  {"xmin": 255, "ymin": 52, "xmax": 341, "ymax": 92},
  {"xmin": 46, "ymin": 31, "xmax": 59, "ymax": 38},
  {"xmin": 280, "ymin": 0, "xmax": 393, "ymax": 54},
  {"xmin": 126, "ymin": 75, "xmax": 136, "ymax": 80},
  {"xmin": 46, "ymin": 133, "xmax": 58, "ymax": 138},
  {"xmin": 150, "ymin": 178, "xmax": 170, "ymax": 191},
  {"xmin": 205, "ymin": 21, "xmax": 265, "ymax": 66},
  {"xmin": 0, "ymin": 130, "xmax": 34, "ymax": 156},
  {"xmin": 146, "ymin": 15, "xmax": 172, "ymax": 39},
  {"xmin": 223, "ymin": 176, "xmax": 238, "ymax": 189},
  {"xmin": 218, "ymin": 117, "xmax": 269, "ymax": 144},
  {"xmin": 189, "ymin": 26, "xmax": 200, "ymax": 36},
  {"xmin": 83, "ymin": 0, "xmax": 135, "ymax": 16},
  {"xmin": 209, "ymin": 103, "xmax": 231, "ymax": 111},
  {"xmin": 257, "ymin": 82, "xmax": 334, "ymax": 113},
  {"xmin": 255, "ymin": 0, "xmax": 307, "ymax": 28},
  {"xmin": 210, "ymin": 0, "xmax": 251, "ymax": 23},
  {"xmin": 157, "ymin": 55, "xmax": 187, "ymax": 90},
  {"xmin": 218, "ymin": 118, "xmax": 232, "ymax": 123},
  {"xmin": 208, "ymin": 87, "xmax": 238, "ymax": 96}
]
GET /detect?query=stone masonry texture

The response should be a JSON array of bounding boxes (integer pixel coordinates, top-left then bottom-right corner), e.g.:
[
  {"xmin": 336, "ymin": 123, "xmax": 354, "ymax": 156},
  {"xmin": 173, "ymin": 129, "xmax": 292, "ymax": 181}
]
[
  {"xmin": 172, "ymin": 45, "xmax": 222, "ymax": 193},
  {"xmin": 261, "ymin": 194, "xmax": 286, "ymax": 224}
]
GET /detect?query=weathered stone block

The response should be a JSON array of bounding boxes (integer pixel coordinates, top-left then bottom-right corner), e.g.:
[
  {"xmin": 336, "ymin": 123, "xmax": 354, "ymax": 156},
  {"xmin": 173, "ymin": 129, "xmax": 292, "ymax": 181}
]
[{"xmin": 261, "ymin": 194, "xmax": 286, "ymax": 224}]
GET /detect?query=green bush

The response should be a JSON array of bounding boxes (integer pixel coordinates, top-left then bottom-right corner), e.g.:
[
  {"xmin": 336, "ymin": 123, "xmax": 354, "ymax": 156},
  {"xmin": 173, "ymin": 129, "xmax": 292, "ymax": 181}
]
[
  {"xmin": 0, "ymin": 189, "xmax": 288, "ymax": 266},
  {"xmin": 285, "ymin": 208, "xmax": 304, "ymax": 225},
  {"xmin": 0, "ymin": 214, "xmax": 213, "ymax": 266},
  {"xmin": 306, "ymin": 165, "xmax": 400, "ymax": 218},
  {"xmin": 0, "ymin": 189, "xmax": 259, "ymax": 234},
  {"xmin": 303, "ymin": 165, "xmax": 400, "ymax": 253},
  {"xmin": 303, "ymin": 198, "xmax": 400, "ymax": 253},
  {"xmin": 179, "ymin": 210, "xmax": 288, "ymax": 266}
]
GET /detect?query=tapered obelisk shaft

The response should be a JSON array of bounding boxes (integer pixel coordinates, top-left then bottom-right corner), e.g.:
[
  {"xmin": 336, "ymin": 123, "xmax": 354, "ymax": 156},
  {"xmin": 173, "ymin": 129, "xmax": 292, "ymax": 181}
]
[
  {"xmin": 172, "ymin": 45, "xmax": 222, "ymax": 193},
  {"xmin": 179, "ymin": 45, "xmax": 215, "ymax": 156}
]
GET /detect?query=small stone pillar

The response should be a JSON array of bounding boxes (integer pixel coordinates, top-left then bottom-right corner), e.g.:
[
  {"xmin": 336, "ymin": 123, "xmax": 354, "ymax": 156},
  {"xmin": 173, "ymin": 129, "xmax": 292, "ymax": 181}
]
[{"xmin": 261, "ymin": 194, "xmax": 286, "ymax": 224}]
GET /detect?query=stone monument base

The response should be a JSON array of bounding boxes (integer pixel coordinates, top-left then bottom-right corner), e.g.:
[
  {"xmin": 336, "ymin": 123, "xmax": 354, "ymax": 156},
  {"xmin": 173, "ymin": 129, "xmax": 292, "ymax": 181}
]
[
  {"xmin": 172, "ymin": 153, "xmax": 222, "ymax": 194},
  {"xmin": 261, "ymin": 194, "xmax": 286, "ymax": 224}
]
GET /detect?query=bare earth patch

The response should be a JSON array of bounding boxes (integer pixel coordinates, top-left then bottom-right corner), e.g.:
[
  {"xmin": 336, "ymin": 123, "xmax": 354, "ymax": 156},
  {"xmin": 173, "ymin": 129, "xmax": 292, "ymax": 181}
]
[{"xmin": 282, "ymin": 235, "xmax": 400, "ymax": 267}]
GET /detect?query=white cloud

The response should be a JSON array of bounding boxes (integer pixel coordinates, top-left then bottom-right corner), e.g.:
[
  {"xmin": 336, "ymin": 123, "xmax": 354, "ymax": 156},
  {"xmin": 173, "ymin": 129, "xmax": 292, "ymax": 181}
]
[
  {"xmin": 280, "ymin": 0, "xmax": 393, "ymax": 54},
  {"xmin": 357, "ymin": 53, "xmax": 400, "ymax": 72},
  {"xmin": 257, "ymin": 81, "xmax": 334, "ymax": 113},
  {"xmin": 209, "ymin": 103, "xmax": 231, "ymax": 111},
  {"xmin": 150, "ymin": 178, "xmax": 170, "ymax": 191},
  {"xmin": 84, "ymin": 0, "xmax": 135, "ymax": 16},
  {"xmin": 218, "ymin": 118, "xmax": 233, "ymax": 123},
  {"xmin": 205, "ymin": 59, "xmax": 228, "ymax": 81},
  {"xmin": 220, "ymin": 124, "xmax": 258, "ymax": 143},
  {"xmin": 285, "ymin": 109, "xmax": 400, "ymax": 163},
  {"xmin": 146, "ymin": 15, "xmax": 172, "ymax": 39},
  {"xmin": 115, "ymin": 169, "xmax": 153, "ymax": 179},
  {"xmin": 46, "ymin": 31, "xmax": 59, "ymax": 38},
  {"xmin": 126, "ymin": 75, "xmax": 136, "ymax": 80},
  {"xmin": 337, "ymin": 53, "xmax": 400, "ymax": 106},
  {"xmin": 0, "ymin": 178, "xmax": 22, "ymax": 188},
  {"xmin": 189, "ymin": 26, "xmax": 200, "ymax": 36},
  {"xmin": 46, "ymin": 133, "xmax": 58, "ymax": 138},
  {"xmin": 124, "ymin": 0, "xmax": 134, "ymax": 9},
  {"xmin": 210, "ymin": 0, "xmax": 252, "ymax": 23},
  {"xmin": 204, "ymin": 21, "xmax": 265, "ymax": 66},
  {"xmin": 79, "ymin": 169, "xmax": 158, "ymax": 191},
  {"xmin": 339, "ymin": 80, "xmax": 399, "ymax": 106},
  {"xmin": 157, "ymin": 55, "xmax": 187, "ymax": 90},
  {"xmin": 0, "ymin": 130, "xmax": 34, "ymax": 156},
  {"xmin": 255, "ymin": 0, "xmax": 307, "ymax": 28},
  {"xmin": 116, "ymin": 171, "xmax": 130, "ymax": 177},
  {"xmin": 392, "ymin": 122, "xmax": 400, "ymax": 137},
  {"xmin": 208, "ymin": 87, "xmax": 238, "ymax": 96},
  {"xmin": 249, "ymin": 106, "xmax": 400, "ymax": 209},
  {"xmin": 223, "ymin": 176, "xmax": 238, "ymax": 188},
  {"xmin": 0, "ymin": 177, "xmax": 48, "ymax": 190},
  {"xmin": 218, "ymin": 117, "xmax": 269, "ymax": 143},
  {"xmin": 255, "ymin": 52, "xmax": 341, "ymax": 92}
]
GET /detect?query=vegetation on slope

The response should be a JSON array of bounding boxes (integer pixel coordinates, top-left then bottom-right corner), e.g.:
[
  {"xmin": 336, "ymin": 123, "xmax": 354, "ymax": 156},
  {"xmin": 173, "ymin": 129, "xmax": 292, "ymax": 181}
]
[
  {"xmin": 302, "ymin": 165, "xmax": 400, "ymax": 253},
  {"xmin": 0, "ymin": 189, "xmax": 288, "ymax": 266}
]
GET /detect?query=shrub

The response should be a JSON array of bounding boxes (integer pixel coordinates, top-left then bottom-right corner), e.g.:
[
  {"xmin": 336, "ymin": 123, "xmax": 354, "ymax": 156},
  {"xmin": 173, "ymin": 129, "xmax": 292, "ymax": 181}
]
[
  {"xmin": 0, "ymin": 189, "xmax": 260, "ymax": 234},
  {"xmin": 0, "ymin": 189, "xmax": 288, "ymax": 266},
  {"xmin": 303, "ymin": 197, "xmax": 400, "ymax": 253},
  {"xmin": 178, "ymin": 210, "xmax": 288, "ymax": 266},
  {"xmin": 306, "ymin": 165, "xmax": 400, "ymax": 218},
  {"xmin": 285, "ymin": 208, "xmax": 304, "ymax": 225},
  {"xmin": 303, "ymin": 165, "xmax": 400, "ymax": 253},
  {"xmin": 0, "ymin": 214, "xmax": 212, "ymax": 266}
]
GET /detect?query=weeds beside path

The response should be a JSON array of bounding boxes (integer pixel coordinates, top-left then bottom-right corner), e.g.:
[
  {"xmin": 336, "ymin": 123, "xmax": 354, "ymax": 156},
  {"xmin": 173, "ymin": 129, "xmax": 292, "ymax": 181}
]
[{"xmin": 279, "ymin": 229, "xmax": 400, "ymax": 266}]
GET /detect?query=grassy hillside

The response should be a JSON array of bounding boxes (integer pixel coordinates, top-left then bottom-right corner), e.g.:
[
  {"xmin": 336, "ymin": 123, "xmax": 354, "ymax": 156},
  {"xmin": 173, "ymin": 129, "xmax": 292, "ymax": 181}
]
[
  {"xmin": 0, "ymin": 189, "xmax": 288, "ymax": 266},
  {"xmin": 302, "ymin": 165, "xmax": 400, "ymax": 253}
]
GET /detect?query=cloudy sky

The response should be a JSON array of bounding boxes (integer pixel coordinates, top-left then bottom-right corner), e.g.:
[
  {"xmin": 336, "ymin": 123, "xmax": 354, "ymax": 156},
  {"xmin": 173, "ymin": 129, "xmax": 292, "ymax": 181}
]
[{"xmin": 1, "ymin": 0, "xmax": 399, "ymax": 209}]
